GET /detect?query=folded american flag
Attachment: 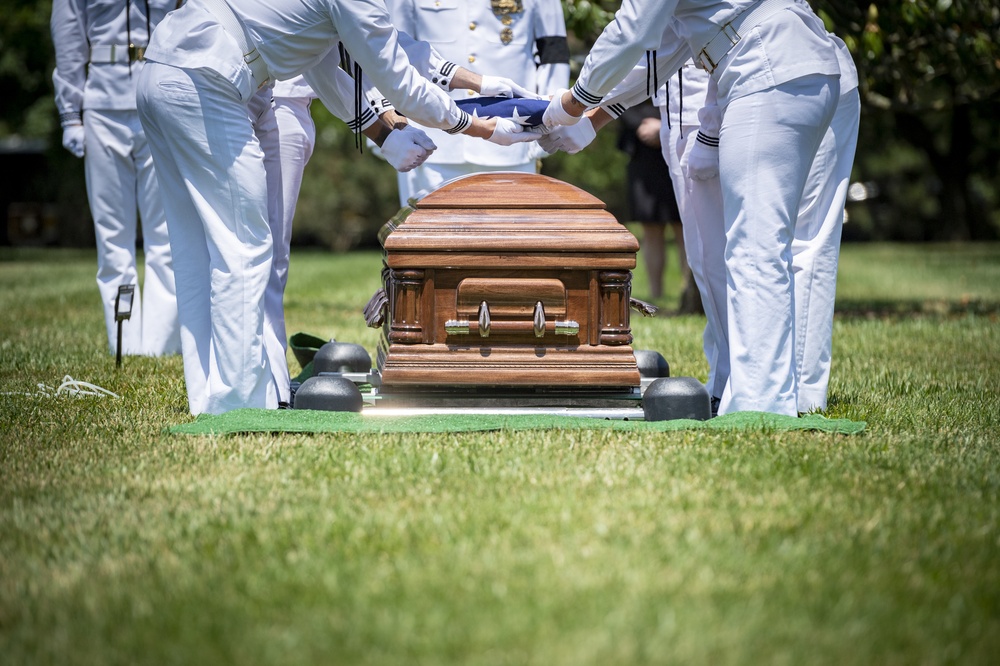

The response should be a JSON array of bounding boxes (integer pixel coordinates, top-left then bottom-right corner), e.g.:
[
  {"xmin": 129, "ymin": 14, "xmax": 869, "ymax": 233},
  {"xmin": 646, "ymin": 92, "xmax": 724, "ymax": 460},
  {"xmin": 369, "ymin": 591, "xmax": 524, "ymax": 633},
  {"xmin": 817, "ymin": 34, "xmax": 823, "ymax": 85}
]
[{"xmin": 455, "ymin": 96, "xmax": 549, "ymax": 128}]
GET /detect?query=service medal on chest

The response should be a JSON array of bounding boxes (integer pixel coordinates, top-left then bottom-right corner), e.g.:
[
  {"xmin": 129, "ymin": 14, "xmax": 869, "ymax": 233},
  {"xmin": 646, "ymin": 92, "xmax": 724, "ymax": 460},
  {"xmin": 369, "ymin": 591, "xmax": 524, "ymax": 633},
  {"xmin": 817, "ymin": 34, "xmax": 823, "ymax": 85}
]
[{"xmin": 491, "ymin": 0, "xmax": 523, "ymax": 43}]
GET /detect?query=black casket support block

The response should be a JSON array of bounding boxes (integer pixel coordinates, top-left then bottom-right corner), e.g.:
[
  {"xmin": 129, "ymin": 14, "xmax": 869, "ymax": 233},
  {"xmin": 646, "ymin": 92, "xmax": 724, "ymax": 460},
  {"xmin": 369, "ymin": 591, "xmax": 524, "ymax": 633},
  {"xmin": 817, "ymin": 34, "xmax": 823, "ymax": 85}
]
[
  {"xmin": 293, "ymin": 375, "xmax": 364, "ymax": 412},
  {"xmin": 642, "ymin": 376, "xmax": 711, "ymax": 421}
]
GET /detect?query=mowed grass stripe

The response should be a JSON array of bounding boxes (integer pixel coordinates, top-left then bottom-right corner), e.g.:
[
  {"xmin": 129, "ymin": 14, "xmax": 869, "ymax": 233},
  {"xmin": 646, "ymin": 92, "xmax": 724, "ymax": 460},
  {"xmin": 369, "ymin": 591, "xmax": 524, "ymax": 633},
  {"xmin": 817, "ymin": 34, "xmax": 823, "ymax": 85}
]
[{"xmin": 1, "ymin": 243, "xmax": 998, "ymax": 665}]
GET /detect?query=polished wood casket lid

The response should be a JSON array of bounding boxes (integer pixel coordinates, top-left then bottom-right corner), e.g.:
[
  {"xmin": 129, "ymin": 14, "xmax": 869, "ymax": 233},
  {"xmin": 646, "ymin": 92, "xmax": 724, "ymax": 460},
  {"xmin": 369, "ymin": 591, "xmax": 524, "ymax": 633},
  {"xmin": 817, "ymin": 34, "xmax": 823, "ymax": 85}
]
[{"xmin": 382, "ymin": 172, "xmax": 639, "ymax": 258}]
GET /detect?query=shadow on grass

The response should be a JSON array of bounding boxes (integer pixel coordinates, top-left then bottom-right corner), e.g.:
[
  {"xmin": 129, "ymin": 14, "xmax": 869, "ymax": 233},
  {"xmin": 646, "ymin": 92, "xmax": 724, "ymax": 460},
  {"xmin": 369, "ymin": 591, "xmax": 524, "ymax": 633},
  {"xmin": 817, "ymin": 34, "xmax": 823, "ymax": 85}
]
[
  {"xmin": 834, "ymin": 298, "xmax": 1000, "ymax": 320},
  {"xmin": 646, "ymin": 298, "xmax": 998, "ymax": 320}
]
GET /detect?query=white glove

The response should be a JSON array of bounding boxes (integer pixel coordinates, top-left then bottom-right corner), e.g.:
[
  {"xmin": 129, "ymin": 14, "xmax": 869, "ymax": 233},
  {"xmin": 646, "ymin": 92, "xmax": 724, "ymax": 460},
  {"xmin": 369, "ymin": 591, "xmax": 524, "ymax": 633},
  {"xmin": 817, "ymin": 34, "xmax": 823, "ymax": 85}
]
[
  {"xmin": 542, "ymin": 89, "xmax": 581, "ymax": 128},
  {"xmin": 525, "ymin": 141, "xmax": 553, "ymax": 162},
  {"xmin": 684, "ymin": 131, "xmax": 720, "ymax": 181},
  {"xmin": 380, "ymin": 125, "xmax": 437, "ymax": 173},
  {"xmin": 62, "ymin": 124, "xmax": 85, "ymax": 158},
  {"xmin": 684, "ymin": 101, "xmax": 722, "ymax": 181},
  {"xmin": 487, "ymin": 117, "xmax": 543, "ymax": 146},
  {"xmin": 538, "ymin": 117, "xmax": 596, "ymax": 155},
  {"xmin": 479, "ymin": 75, "xmax": 539, "ymax": 99}
]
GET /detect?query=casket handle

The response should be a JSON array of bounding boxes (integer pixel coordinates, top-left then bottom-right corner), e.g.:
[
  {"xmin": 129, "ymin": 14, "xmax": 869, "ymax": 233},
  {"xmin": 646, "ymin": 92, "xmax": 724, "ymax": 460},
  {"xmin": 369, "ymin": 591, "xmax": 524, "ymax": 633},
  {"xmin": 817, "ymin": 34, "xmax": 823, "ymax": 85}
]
[
  {"xmin": 533, "ymin": 301, "xmax": 545, "ymax": 338},
  {"xmin": 478, "ymin": 300, "xmax": 491, "ymax": 338},
  {"xmin": 445, "ymin": 300, "xmax": 579, "ymax": 338}
]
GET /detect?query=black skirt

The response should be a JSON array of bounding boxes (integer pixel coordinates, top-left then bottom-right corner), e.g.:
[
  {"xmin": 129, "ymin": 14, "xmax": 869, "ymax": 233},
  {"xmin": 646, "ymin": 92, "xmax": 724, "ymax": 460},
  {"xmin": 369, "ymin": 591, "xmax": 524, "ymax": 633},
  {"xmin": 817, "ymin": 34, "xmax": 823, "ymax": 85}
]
[{"xmin": 618, "ymin": 102, "xmax": 681, "ymax": 224}]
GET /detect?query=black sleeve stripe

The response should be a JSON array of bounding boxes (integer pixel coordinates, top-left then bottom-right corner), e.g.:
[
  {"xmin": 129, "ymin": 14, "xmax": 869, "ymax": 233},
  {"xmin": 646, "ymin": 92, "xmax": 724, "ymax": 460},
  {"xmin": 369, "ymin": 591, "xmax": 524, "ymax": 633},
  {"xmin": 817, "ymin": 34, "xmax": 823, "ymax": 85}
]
[
  {"xmin": 347, "ymin": 108, "xmax": 377, "ymax": 132},
  {"xmin": 445, "ymin": 110, "xmax": 471, "ymax": 134},
  {"xmin": 696, "ymin": 131, "xmax": 720, "ymax": 147},
  {"xmin": 535, "ymin": 36, "xmax": 570, "ymax": 65},
  {"xmin": 571, "ymin": 81, "xmax": 603, "ymax": 106},
  {"xmin": 607, "ymin": 103, "xmax": 626, "ymax": 118},
  {"xmin": 432, "ymin": 61, "xmax": 458, "ymax": 90}
]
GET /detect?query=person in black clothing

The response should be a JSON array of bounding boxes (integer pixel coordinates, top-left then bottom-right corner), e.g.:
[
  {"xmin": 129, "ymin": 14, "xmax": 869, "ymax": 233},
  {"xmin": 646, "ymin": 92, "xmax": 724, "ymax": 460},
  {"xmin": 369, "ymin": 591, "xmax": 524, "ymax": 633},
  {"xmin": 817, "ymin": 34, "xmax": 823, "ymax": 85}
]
[{"xmin": 618, "ymin": 100, "xmax": 686, "ymax": 303}]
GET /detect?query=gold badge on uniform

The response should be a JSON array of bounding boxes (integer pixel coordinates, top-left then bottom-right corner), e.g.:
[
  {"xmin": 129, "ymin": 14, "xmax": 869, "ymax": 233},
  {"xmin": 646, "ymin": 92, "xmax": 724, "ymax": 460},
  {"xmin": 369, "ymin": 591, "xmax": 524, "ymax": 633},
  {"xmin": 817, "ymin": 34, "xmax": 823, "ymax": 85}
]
[{"xmin": 491, "ymin": 0, "xmax": 523, "ymax": 43}]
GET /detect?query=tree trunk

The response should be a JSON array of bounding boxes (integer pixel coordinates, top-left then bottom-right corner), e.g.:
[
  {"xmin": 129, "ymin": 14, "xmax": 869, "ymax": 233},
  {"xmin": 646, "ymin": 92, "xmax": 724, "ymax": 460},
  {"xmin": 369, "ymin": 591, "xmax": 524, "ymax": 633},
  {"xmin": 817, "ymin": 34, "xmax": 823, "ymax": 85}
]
[{"xmin": 896, "ymin": 102, "xmax": 996, "ymax": 242}]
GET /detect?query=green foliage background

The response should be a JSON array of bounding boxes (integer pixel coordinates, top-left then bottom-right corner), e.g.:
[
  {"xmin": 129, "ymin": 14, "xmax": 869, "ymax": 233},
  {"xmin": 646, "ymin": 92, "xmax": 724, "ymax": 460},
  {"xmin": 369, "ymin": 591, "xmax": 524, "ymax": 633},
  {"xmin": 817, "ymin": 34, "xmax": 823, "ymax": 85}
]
[{"xmin": 1, "ymin": 0, "xmax": 998, "ymax": 248}]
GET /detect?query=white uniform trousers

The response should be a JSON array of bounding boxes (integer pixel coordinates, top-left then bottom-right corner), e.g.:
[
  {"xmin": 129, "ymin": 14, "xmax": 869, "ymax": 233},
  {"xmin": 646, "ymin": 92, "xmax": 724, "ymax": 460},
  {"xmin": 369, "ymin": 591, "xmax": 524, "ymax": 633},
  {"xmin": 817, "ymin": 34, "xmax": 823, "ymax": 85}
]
[
  {"xmin": 83, "ymin": 108, "xmax": 180, "ymax": 356},
  {"xmin": 792, "ymin": 87, "xmax": 861, "ymax": 412},
  {"xmin": 662, "ymin": 120, "xmax": 729, "ymax": 401},
  {"xmin": 272, "ymin": 95, "xmax": 316, "ymax": 257},
  {"xmin": 137, "ymin": 62, "xmax": 280, "ymax": 415},
  {"xmin": 396, "ymin": 162, "xmax": 536, "ymax": 207},
  {"xmin": 263, "ymin": 94, "xmax": 316, "ymax": 403},
  {"xmin": 719, "ymin": 74, "xmax": 840, "ymax": 416},
  {"xmin": 249, "ymin": 89, "xmax": 295, "ymax": 405}
]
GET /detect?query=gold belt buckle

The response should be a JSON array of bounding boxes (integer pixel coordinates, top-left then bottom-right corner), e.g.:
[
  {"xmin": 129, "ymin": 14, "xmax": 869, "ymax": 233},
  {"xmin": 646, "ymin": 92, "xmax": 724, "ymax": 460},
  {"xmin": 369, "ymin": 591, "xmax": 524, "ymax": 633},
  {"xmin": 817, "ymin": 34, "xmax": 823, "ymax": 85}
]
[
  {"xmin": 128, "ymin": 44, "xmax": 145, "ymax": 63},
  {"xmin": 721, "ymin": 21, "xmax": 741, "ymax": 45},
  {"xmin": 698, "ymin": 47, "xmax": 718, "ymax": 73}
]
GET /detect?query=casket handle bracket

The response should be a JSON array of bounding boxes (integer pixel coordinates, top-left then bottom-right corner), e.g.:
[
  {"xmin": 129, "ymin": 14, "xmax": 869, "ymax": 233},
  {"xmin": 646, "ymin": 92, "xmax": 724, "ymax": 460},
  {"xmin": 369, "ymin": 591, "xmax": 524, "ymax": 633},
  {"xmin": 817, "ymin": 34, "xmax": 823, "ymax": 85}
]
[{"xmin": 445, "ymin": 299, "xmax": 579, "ymax": 338}]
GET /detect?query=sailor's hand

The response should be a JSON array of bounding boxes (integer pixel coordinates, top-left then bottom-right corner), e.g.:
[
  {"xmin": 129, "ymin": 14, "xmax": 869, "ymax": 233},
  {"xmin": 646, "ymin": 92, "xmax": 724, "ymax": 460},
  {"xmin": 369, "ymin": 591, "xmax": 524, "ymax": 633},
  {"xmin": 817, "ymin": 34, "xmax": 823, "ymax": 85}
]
[
  {"xmin": 526, "ymin": 141, "xmax": 553, "ymax": 161},
  {"xmin": 637, "ymin": 117, "xmax": 662, "ymax": 147},
  {"xmin": 685, "ymin": 102, "xmax": 721, "ymax": 181},
  {"xmin": 542, "ymin": 89, "xmax": 584, "ymax": 128},
  {"xmin": 684, "ymin": 133, "xmax": 720, "ymax": 181},
  {"xmin": 62, "ymin": 124, "xmax": 85, "ymax": 158},
  {"xmin": 486, "ymin": 117, "xmax": 543, "ymax": 146},
  {"xmin": 538, "ymin": 117, "xmax": 596, "ymax": 155},
  {"xmin": 479, "ymin": 75, "xmax": 538, "ymax": 99},
  {"xmin": 381, "ymin": 126, "xmax": 437, "ymax": 172}
]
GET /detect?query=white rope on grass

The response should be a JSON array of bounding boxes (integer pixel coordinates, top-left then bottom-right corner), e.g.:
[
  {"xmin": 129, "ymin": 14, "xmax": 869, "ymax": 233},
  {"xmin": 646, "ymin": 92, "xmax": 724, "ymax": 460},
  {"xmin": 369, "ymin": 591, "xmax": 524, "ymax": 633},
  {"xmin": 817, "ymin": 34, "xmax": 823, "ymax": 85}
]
[
  {"xmin": 55, "ymin": 375, "xmax": 120, "ymax": 398},
  {"xmin": 1, "ymin": 375, "xmax": 120, "ymax": 399}
]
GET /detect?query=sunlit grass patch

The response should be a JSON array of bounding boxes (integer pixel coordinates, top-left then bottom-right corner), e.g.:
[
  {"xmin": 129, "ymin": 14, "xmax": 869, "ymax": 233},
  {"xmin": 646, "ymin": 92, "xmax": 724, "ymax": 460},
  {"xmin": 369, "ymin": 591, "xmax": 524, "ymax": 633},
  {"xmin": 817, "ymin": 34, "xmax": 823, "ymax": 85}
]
[{"xmin": 1, "ymin": 243, "xmax": 998, "ymax": 665}]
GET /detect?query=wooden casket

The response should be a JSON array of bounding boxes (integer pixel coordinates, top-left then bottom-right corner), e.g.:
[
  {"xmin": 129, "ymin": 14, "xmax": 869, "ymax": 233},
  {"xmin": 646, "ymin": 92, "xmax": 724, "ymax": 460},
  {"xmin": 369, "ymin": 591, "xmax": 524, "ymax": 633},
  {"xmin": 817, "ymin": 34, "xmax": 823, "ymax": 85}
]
[{"xmin": 371, "ymin": 172, "xmax": 641, "ymax": 396}]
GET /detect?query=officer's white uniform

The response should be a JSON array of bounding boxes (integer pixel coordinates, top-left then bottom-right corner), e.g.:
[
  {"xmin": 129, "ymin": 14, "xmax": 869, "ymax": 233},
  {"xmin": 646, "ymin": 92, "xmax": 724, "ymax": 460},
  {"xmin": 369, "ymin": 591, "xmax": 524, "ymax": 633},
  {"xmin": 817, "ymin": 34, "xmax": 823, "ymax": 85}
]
[
  {"xmin": 580, "ymin": 0, "xmax": 860, "ymax": 412},
  {"xmin": 271, "ymin": 77, "xmax": 318, "ymax": 295},
  {"xmin": 262, "ymin": 73, "xmax": 383, "ymax": 405},
  {"xmin": 265, "ymin": 75, "xmax": 318, "ymax": 404},
  {"xmin": 660, "ymin": 64, "xmax": 730, "ymax": 405},
  {"xmin": 136, "ymin": 0, "xmax": 480, "ymax": 415},
  {"xmin": 246, "ymin": 85, "xmax": 293, "ymax": 406},
  {"xmin": 790, "ymin": 4, "xmax": 860, "ymax": 413},
  {"xmin": 51, "ymin": 0, "xmax": 180, "ymax": 357},
  {"xmin": 654, "ymin": 6, "xmax": 860, "ymax": 414},
  {"xmin": 589, "ymin": 23, "xmax": 728, "ymax": 406},
  {"xmin": 255, "ymin": 73, "xmax": 378, "ymax": 406},
  {"xmin": 563, "ymin": 0, "xmax": 843, "ymax": 416},
  {"xmin": 386, "ymin": 0, "xmax": 569, "ymax": 205}
]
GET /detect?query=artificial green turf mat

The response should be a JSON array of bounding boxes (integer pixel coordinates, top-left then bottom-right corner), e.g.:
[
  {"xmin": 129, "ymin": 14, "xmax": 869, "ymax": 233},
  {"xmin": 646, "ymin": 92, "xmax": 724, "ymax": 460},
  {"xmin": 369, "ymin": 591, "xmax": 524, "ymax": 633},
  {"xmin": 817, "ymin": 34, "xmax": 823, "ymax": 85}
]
[{"xmin": 168, "ymin": 409, "xmax": 866, "ymax": 436}]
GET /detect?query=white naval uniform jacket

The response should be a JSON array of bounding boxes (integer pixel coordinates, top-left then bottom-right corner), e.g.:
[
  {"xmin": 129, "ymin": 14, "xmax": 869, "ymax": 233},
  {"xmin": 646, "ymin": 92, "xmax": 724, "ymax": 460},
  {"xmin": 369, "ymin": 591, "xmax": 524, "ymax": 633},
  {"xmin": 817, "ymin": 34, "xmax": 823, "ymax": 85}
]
[
  {"xmin": 271, "ymin": 74, "xmax": 316, "ymax": 102},
  {"xmin": 664, "ymin": 64, "xmax": 710, "ymax": 130},
  {"xmin": 580, "ymin": 3, "xmax": 854, "ymax": 135},
  {"xmin": 592, "ymin": 20, "xmax": 692, "ymax": 122},
  {"xmin": 582, "ymin": 2, "xmax": 855, "ymax": 130},
  {"xmin": 386, "ymin": 0, "xmax": 569, "ymax": 167},
  {"xmin": 143, "ymin": 0, "xmax": 471, "ymax": 135},
  {"xmin": 51, "ymin": 0, "xmax": 177, "ymax": 124},
  {"xmin": 572, "ymin": 0, "xmax": 840, "ymax": 111}
]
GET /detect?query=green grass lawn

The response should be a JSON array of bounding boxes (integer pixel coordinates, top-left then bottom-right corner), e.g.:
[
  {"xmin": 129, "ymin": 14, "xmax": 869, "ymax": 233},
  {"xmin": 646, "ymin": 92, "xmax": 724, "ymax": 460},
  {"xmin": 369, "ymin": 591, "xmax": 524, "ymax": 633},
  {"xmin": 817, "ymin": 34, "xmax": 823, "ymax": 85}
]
[{"xmin": 1, "ymin": 242, "xmax": 998, "ymax": 665}]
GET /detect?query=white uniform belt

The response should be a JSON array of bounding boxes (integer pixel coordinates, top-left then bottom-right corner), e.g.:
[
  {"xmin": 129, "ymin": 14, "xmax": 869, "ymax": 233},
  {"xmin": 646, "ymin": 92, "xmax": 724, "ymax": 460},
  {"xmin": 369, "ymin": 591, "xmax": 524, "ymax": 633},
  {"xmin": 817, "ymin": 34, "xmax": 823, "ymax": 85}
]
[
  {"xmin": 696, "ymin": 0, "xmax": 792, "ymax": 73},
  {"xmin": 197, "ymin": 0, "xmax": 270, "ymax": 90},
  {"xmin": 90, "ymin": 44, "xmax": 146, "ymax": 64}
]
